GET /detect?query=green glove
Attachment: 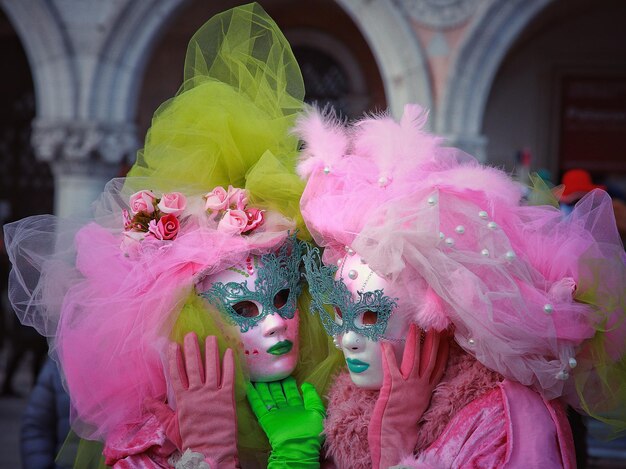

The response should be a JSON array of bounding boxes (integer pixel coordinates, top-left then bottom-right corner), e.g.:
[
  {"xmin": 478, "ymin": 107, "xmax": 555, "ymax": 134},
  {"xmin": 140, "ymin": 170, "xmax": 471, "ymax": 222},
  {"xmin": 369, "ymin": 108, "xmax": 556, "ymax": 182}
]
[{"xmin": 246, "ymin": 376, "xmax": 325, "ymax": 468}]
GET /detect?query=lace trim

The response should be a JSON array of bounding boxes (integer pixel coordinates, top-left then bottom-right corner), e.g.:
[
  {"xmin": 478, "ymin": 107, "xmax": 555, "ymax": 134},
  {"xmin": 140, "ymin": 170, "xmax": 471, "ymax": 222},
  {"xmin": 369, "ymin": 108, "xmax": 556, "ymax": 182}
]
[{"xmin": 169, "ymin": 449, "xmax": 212, "ymax": 469}]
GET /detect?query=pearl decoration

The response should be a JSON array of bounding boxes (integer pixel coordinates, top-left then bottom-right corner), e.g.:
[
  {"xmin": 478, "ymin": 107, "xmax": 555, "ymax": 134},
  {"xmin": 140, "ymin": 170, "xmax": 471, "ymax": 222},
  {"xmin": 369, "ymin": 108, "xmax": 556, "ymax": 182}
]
[
  {"xmin": 347, "ymin": 248, "xmax": 355, "ymax": 256},
  {"xmin": 481, "ymin": 248, "xmax": 490, "ymax": 257},
  {"xmin": 556, "ymin": 370, "xmax": 569, "ymax": 381},
  {"xmin": 378, "ymin": 176, "xmax": 389, "ymax": 187},
  {"xmin": 569, "ymin": 357, "xmax": 578, "ymax": 368},
  {"xmin": 348, "ymin": 269, "xmax": 358, "ymax": 280},
  {"xmin": 505, "ymin": 250, "xmax": 516, "ymax": 261},
  {"xmin": 455, "ymin": 225, "xmax": 465, "ymax": 234},
  {"xmin": 323, "ymin": 166, "xmax": 331, "ymax": 174},
  {"xmin": 427, "ymin": 196, "xmax": 437, "ymax": 206},
  {"xmin": 445, "ymin": 237, "xmax": 455, "ymax": 247},
  {"xmin": 468, "ymin": 338, "xmax": 476, "ymax": 346},
  {"xmin": 337, "ymin": 258, "xmax": 343, "ymax": 266},
  {"xmin": 487, "ymin": 221, "xmax": 498, "ymax": 230},
  {"xmin": 478, "ymin": 210, "xmax": 488, "ymax": 219},
  {"xmin": 439, "ymin": 232, "xmax": 445, "ymax": 239},
  {"xmin": 543, "ymin": 304, "xmax": 554, "ymax": 314}
]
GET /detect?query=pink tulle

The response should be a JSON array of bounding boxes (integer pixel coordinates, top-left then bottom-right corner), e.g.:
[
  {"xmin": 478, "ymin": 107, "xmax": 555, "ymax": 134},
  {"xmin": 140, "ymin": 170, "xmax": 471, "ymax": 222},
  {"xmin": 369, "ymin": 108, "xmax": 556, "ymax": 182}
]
[
  {"xmin": 297, "ymin": 105, "xmax": 626, "ymax": 406},
  {"xmin": 4, "ymin": 178, "xmax": 294, "ymax": 440}
]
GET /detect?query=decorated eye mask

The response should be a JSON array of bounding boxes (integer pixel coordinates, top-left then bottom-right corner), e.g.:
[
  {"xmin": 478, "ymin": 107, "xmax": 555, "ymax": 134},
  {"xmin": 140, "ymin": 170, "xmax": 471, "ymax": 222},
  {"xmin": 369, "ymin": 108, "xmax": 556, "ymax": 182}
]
[
  {"xmin": 303, "ymin": 246, "xmax": 398, "ymax": 342},
  {"xmin": 199, "ymin": 236, "xmax": 303, "ymax": 333}
]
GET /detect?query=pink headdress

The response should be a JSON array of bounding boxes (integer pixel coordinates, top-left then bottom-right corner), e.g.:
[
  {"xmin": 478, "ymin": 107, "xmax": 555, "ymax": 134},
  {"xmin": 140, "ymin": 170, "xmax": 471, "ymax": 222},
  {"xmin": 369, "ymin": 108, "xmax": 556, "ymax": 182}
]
[
  {"xmin": 297, "ymin": 105, "xmax": 626, "ymax": 421},
  {"xmin": 4, "ymin": 2, "xmax": 311, "ymax": 441},
  {"xmin": 6, "ymin": 178, "xmax": 294, "ymax": 440}
]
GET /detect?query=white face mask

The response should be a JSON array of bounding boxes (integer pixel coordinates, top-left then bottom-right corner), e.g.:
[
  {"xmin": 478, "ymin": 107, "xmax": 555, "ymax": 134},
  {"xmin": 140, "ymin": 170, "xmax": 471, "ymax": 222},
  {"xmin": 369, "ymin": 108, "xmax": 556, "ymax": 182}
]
[
  {"xmin": 334, "ymin": 253, "xmax": 406, "ymax": 390},
  {"xmin": 200, "ymin": 255, "xmax": 300, "ymax": 382}
]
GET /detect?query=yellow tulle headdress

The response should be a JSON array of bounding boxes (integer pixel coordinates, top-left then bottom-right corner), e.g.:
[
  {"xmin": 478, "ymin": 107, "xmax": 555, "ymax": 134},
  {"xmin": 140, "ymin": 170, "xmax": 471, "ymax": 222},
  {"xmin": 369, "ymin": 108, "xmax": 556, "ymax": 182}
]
[
  {"xmin": 126, "ymin": 2, "xmax": 341, "ymax": 459},
  {"xmin": 128, "ymin": 2, "xmax": 307, "ymax": 234}
]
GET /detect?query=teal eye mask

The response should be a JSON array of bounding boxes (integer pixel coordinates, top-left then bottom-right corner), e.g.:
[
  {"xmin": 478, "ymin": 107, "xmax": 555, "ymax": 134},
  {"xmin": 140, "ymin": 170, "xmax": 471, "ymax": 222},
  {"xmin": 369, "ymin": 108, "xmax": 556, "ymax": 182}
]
[
  {"xmin": 302, "ymin": 246, "xmax": 397, "ymax": 342},
  {"xmin": 199, "ymin": 236, "xmax": 303, "ymax": 333}
]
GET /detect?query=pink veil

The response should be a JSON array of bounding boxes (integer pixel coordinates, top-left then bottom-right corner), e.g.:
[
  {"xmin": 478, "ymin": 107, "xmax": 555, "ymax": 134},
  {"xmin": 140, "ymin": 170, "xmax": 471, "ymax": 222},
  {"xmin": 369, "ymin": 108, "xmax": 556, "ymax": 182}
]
[{"xmin": 297, "ymin": 104, "xmax": 626, "ymax": 430}]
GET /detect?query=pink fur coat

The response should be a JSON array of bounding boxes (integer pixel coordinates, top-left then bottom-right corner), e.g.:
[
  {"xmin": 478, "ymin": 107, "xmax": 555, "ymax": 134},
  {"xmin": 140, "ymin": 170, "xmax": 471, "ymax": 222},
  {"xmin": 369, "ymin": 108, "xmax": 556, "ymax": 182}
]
[{"xmin": 324, "ymin": 343, "xmax": 575, "ymax": 468}]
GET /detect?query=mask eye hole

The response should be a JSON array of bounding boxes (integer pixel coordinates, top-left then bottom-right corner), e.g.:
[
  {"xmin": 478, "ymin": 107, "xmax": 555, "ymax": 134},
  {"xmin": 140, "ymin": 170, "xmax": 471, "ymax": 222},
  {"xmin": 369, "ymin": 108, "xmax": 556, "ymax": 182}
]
[
  {"xmin": 362, "ymin": 310, "xmax": 378, "ymax": 325},
  {"xmin": 273, "ymin": 289, "xmax": 290, "ymax": 309},
  {"xmin": 333, "ymin": 306, "xmax": 343, "ymax": 320},
  {"xmin": 232, "ymin": 300, "xmax": 260, "ymax": 318}
]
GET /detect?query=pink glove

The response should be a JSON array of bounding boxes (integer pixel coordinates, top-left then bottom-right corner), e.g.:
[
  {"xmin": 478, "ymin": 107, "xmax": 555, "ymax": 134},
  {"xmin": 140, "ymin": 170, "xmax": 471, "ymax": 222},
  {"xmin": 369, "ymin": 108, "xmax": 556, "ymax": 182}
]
[
  {"xmin": 368, "ymin": 324, "xmax": 449, "ymax": 469},
  {"xmin": 146, "ymin": 333, "xmax": 238, "ymax": 468}
]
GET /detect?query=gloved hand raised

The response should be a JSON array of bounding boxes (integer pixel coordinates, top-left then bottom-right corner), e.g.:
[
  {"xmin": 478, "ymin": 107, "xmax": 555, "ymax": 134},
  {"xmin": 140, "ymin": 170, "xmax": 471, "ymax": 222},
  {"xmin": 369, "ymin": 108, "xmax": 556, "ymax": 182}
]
[
  {"xmin": 247, "ymin": 376, "xmax": 325, "ymax": 468},
  {"xmin": 368, "ymin": 324, "xmax": 449, "ymax": 469},
  {"xmin": 146, "ymin": 333, "xmax": 238, "ymax": 468}
]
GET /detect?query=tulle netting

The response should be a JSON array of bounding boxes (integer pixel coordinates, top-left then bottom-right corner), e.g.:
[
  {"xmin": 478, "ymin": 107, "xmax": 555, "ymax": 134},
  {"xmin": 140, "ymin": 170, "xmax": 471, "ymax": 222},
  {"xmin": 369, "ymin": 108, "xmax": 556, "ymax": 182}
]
[
  {"xmin": 128, "ymin": 3, "xmax": 306, "ymax": 234},
  {"xmin": 6, "ymin": 178, "xmax": 296, "ymax": 440},
  {"xmin": 3, "ymin": 2, "xmax": 342, "ymax": 451},
  {"xmin": 297, "ymin": 105, "xmax": 626, "ymax": 433}
]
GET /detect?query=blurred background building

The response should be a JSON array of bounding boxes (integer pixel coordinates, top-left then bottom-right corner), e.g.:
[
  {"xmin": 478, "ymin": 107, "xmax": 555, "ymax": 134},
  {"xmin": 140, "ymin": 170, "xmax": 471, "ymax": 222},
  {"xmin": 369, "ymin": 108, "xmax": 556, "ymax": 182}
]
[
  {"xmin": 0, "ymin": 0, "xmax": 624, "ymax": 220},
  {"xmin": 0, "ymin": 0, "xmax": 625, "ymax": 466}
]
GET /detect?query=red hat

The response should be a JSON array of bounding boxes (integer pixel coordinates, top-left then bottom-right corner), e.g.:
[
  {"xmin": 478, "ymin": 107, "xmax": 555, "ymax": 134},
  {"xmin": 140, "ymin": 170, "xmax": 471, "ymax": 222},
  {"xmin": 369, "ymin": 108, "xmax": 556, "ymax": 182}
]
[{"xmin": 560, "ymin": 169, "xmax": 606, "ymax": 203}]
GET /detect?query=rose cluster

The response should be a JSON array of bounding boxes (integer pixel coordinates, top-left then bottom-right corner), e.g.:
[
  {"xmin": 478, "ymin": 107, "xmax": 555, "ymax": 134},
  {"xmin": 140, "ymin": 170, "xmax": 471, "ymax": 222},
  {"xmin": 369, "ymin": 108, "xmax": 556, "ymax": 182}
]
[
  {"xmin": 122, "ymin": 190, "xmax": 187, "ymax": 245},
  {"xmin": 204, "ymin": 186, "xmax": 264, "ymax": 235}
]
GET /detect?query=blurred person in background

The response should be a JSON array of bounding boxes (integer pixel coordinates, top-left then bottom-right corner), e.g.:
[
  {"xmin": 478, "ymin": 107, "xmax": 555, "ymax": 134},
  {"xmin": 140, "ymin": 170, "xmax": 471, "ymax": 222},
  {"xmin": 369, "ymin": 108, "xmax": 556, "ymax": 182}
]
[
  {"xmin": 560, "ymin": 168, "xmax": 626, "ymax": 243},
  {"xmin": 559, "ymin": 169, "xmax": 606, "ymax": 215},
  {"xmin": 20, "ymin": 357, "xmax": 73, "ymax": 469}
]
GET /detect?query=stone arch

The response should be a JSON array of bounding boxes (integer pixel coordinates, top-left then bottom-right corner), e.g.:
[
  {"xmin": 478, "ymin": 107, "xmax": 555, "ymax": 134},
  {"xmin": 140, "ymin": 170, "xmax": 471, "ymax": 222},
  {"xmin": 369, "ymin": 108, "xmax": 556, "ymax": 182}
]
[
  {"xmin": 334, "ymin": 0, "xmax": 433, "ymax": 120},
  {"xmin": 0, "ymin": 0, "xmax": 192, "ymax": 165},
  {"xmin": 437, "ymin": 0, "xmax": 552, "ymax": 159},
  {"xmin": 90, "ymin": 0, "xmax": 190, "ymax": 125},
  {"xmin": 0, "ymin": 0, "xmax": 76, "ymax": 121}
]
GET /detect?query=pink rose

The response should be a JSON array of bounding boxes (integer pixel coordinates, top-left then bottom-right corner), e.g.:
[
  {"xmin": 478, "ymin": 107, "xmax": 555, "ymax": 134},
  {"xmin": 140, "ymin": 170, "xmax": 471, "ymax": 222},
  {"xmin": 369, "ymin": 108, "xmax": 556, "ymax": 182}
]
[
  {"xmin": 217, "ymin": 209, "xmax": 248, "ymax": 234},
  {"xmin": 227, "ymin": 186, "xmax": 249, "ymax": 210},
  {"xmin": 148, "ymin": 214, "xmax": 180, "ymax": 240},
  {"xmin": 242, "ymin": 208, "xmax": 265, "ymax": 233},
  {"xmin": 158, "ymin": 192, "xmax": 187, "ymax": 216},
  {"xmin": 129, "ymin": 190, "xmax": 157, "ymax": 214},
  {"xmin": 204, "ymin": 186, "xmax": 229, "ymax": 212}
]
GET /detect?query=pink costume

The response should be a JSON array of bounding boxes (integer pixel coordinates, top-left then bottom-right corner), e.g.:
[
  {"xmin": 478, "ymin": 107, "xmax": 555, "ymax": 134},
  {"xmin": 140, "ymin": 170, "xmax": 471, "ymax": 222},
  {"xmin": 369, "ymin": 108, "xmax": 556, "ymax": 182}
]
[
  {"xmin": 4, "ymin": 4, "xmax": 339, "ymax": 467},
  {"xmin": 296, "ymin": 105, "xmax": 626, "ymax": 468},
  {"xmin": 324, "ymin": 349, "xmax": 574, "ymax": 468}
]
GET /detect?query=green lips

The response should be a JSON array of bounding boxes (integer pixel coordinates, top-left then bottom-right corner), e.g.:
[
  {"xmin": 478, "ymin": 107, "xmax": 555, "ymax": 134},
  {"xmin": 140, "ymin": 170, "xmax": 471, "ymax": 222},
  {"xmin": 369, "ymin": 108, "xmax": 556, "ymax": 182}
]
[
  {"xmin": 346, "ymin": 358, "xmax": 370, "ymax": 373},
  {"xmin": 266, "ymin": 340, "xmax": 293, "ymax": 356}
]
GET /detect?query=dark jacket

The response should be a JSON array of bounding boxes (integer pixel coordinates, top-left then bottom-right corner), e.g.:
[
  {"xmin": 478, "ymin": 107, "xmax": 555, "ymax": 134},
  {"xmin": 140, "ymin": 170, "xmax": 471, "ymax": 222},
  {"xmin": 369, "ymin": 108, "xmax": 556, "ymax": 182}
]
[{"xmin": 21, "ymin": 358, "xmax": 72, "ymax": 469}]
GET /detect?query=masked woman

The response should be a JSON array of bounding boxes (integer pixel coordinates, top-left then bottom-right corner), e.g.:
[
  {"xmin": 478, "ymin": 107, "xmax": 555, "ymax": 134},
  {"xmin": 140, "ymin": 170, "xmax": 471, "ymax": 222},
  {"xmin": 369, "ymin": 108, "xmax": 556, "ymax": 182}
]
[
  {"xmin": 297, "ymin": 105, "xmax": 626, "ymax": 468},
  {"xmin": 4, "ymin": 4, "xmax": 339, "ymax": 468}
]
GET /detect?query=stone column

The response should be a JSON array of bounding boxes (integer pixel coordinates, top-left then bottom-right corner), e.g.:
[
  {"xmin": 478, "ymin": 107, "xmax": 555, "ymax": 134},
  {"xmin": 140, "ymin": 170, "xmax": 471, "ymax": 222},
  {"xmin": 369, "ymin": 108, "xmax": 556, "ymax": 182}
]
[
  {"xmin": 31, "ymin": 121, "xmax": 138, "ymax": 218},
  {"xmin": 437, "ymin": 0, "xmax": 553, "ymax": 163},
  {"xmin": 1, "ymin": 0, "xmax": 188, "ymax": 217},
  {"xmin": 336, "ymin": 0, "xmax": 433, "ymax": 120}
]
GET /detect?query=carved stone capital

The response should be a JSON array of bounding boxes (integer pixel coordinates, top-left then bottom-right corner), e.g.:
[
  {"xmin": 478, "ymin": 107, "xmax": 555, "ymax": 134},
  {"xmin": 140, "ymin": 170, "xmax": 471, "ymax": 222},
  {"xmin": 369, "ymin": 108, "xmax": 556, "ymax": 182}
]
[
  {"xmin": 50, "ymin": 159, "xmax": 118, "ymax": 179},
  {"xmin": 399, "ymin": 0, "xmax": 482, "ymax": 29},
  {"xmin": 31, "ymin": 120, "xmax": 139, "ymax": 166}
]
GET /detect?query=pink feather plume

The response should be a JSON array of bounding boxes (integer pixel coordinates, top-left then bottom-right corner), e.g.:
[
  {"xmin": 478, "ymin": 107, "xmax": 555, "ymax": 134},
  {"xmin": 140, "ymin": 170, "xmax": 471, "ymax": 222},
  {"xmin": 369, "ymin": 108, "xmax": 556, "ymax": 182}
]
[
  {"xmin": 294, "ymin": 107, "xmax": 349, "ymax": 179},
  {"xmin": 352, "ymin": 104, "xmax": 443, "ymax": 180}
]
